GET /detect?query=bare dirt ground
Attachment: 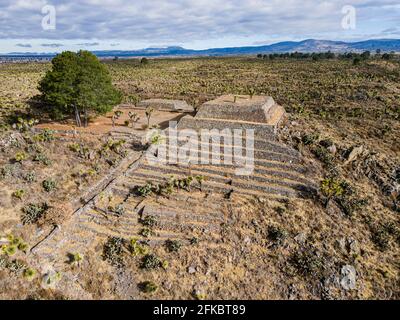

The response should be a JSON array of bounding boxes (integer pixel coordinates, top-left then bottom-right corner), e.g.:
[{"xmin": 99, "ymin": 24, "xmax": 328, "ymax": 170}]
[{"xmin": 35, "ymin": 106, "xmax": 187, "ymax": 135}]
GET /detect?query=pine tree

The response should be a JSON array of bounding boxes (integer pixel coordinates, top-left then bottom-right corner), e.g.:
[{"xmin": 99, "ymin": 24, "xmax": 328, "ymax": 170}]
[{"xmin": 39, "ymin": 51, "xmax": 122, "ymax": 127}]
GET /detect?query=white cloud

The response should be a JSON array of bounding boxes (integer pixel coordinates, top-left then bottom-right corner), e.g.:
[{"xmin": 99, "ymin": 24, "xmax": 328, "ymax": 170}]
[{"xmin": 0, "ymin": 0, "xmax": 398, "ymax": 51}]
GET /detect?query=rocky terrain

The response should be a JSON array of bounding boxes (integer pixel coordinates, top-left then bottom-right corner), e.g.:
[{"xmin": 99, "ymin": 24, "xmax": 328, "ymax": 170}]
[{"xmin": 0, "ymin": 57, "xmax": 398, "ymax": 300}]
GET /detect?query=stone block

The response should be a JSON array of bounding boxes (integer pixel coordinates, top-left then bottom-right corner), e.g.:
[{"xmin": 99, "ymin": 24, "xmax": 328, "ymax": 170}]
[
  {"xmin": 137, "ymin": 99, "xmax": 194, "ymax": 113},
  {"xmin": 195, "ymin": 94, "xmax": 284, "ymax": 125}
]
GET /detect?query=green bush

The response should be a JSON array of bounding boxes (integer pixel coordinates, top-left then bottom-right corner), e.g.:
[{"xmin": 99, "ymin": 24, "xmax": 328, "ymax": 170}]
[
  {"xmin": 33, "ymin": 129, "xmax": 55, "ymax": 142},
  {"xmin": 165, "ymin": 239, "xmax": 182, "ymax": 253},
  {"xmin": 290, "ymin": 248, "xmax": 325, "ymax": 277},
  {"xmin": 139, "ymin": 228, "xmax": 152, "ymax": 238},
  {"xmin": 140, "ymin": 215, "xmax": 157, "ymax": 228},
  {"xmin": 320, "ymin": 177, "xmax": 345, "ymax": 199},
  {"xmin": 102, "ymin": 237, "xmax": 125, "ymax": 267},
  {"xmin": 67, "ymin": 252, "xmax": 84, "ymax": 266},
  {"xmin": 267, "ymin": 225, "xmax": 288, "ymax": 245},
  {"xmin": 33, "ymin": 153, "xmax": 52, "ymax": 166},
  {"xmin": 140, "ymin": 254, "xmax": 162, "ymax": 270},
  {"xmin": 21, "ymin": 203, "xmax": 49, "ymax": 225},
  {"xmin": 14, "ymin": 152, "xmax": 27, "ymax": 162},
  {"xmin": 12, "ymin": 189, "xmax": 25, "ymax": 200},
  {"xmin": 139, "ymin": 281, "xmax": 158, "ymax": 293},
  {"xmin": 23, "ymin": 268, "xmax": 37, "ymax": 281},
  {"xmin": 42, "ymin": 179, "xmax": 57, "ymax": 192},
  {"xmin": 371, "ymin": 222, "xmax": 400, "ymax": 251},
  {"xmin": 129, "ymin": 238, "xmax": 149, "ymax": 256},
  {"xmin": 24, "ymin": 171, "xmax": 36, "ymax": 183},
  {"xmin": 302, "ymin": 133, "xmax": 319, "ymax": 145},
  {"xmin": 2, "ymin": 245, "xmax": 17, "ymax": 256}
]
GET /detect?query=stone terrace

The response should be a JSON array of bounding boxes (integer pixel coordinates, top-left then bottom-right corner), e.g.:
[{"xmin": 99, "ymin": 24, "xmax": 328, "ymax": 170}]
[{"xmin": 29, "ymin": 95, "xmax": 317, "ymax": 298}]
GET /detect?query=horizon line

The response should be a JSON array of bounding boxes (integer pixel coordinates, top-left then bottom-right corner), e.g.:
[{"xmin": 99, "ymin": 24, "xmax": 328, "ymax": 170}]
[{"xmin": 1, "ymin": 37, "xmax": 400, "ymax": 56}]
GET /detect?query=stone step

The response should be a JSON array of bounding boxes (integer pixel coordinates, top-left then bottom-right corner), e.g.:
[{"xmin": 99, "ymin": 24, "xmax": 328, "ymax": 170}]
[
  {"xmin": 135, "ymin": 164, "xmax": 310, "ymax": 193},
  {"xmin": 164, "ymin": 135, "xmax": 300, "ymax": 158},
  {"xmin": 114, "ymin": 174, "xmax": 292, "ymax": 200},
  {"xmin": 254, "ymin": 158, "xmax": 306, "ymax": 174},
  {"xmin": 140, "ymin": 161, "xmax": 314, "ymax": 187},
  {"xmin": 145, "ymin": 194, "xmax": 226, "ymax": 214},
  {"xmin": 137, "ymin": 99, "xmax": 194, "ymax": 113},
  {"xmin": 141, "ymin": 204, "xmax": 227, "ymax": 224},
  {"xmin": 149, "ymin": 155, "xmax": 308, "ymax": 175},
  {"xmin": 176, "ymin": 116, "xmax": 278, "ymax": 139},
  {"xmin": 76, "ymin": 221, "xmax": 200, "ymax": 242},
  {"xmin": 126, "ymin": 169, "xmax": 299, "ymax": 198},
  {"xmin": 78, "ymin": 208, "xmax": 223, "ymax": 243},
  {"xmin": 146, "ymin": 146, "xmax": 302, "ymax": 167},
  {"xmin": 80, "ymin": 202, "xmax": 225, "ymax": 228}
]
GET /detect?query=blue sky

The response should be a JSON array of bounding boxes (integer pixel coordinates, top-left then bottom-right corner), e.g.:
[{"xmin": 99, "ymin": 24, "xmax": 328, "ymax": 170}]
[{"xmin": 0, "ymin": 0, "xmax": 399, "ymax": 53}]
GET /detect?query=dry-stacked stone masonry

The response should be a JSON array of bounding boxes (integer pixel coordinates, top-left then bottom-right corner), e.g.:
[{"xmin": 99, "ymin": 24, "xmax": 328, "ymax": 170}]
[{"xmin": 30, "ymin": 96, "xmax": 317, "ymax": 298}]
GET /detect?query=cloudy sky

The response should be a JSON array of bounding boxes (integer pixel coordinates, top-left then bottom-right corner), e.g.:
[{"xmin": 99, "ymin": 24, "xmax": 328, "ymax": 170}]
[{"xmin": 0, "ymin": 0, "xmax": 399, "ymax": 53}]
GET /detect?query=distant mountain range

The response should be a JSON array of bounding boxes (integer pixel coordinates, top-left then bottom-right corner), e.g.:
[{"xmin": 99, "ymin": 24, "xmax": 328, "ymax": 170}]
[{"xmin": 2, "ymin": 39, "xmax": 400, "ymax": 58}]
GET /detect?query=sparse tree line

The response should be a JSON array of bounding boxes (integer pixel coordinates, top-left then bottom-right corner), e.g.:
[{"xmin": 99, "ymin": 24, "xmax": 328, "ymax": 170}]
[{"xmin": 257, "ymin": 49, "xmax": 397, "ymax": 64}]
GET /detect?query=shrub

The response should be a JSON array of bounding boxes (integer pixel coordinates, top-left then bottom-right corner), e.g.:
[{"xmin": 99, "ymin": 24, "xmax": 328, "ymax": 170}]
[
  {"xmin": 68, "ymin": 143, "xmax": 81, "ymax": 153},
  {"xmin": 33, "ymin": 129, "xmax": 55, "ymax": 142},
  {"xmin": 21, "ymin": 203, "xmax": 49, "ymax": 225},
  {"xmin": 319, "ymin": 139, "xmax": 334, "ymax": 148},
  {"xmin": 39, "ymin": 51, "xmax": 122, "ymax": 127},
  {"xmin": 129, "ymin": 238, "xmax": 149, "ymax": 256},
  {"xmin": 108, "ymin": 204, "xmax": 125, "ymax": 216},
  {"xmin": 371, "ymin": 222, "xmax": 400, "ymax": 251},
  {"xmin": 165, "ymin": 239, "xmax": 182, "ymax": 253},
  {"xmin": 139, "ymin": 228, "xmax": 152, "ymax": 238},
  {"xmin": 140, "ymin": 254, "xmax": 162, "ymax": 270},
  {"xmin": 0, "ymin": 255, "xmax": 8, "ymax": 269},
  {"xmin": 290, "ymin": 248, "xmax": 325, "ymax": 277},
  {"xmin": 14, "ymin": 152, "xmax": 27, "ymax": 162},
  {"xmin": 17, "ymin": 242, "xmax": 29, "ymax": 253},
  {"xmin": 137, "ymin": 183, "xmax": 155, "ymax": 197},
  {"xmin": 67, "ymin": 252, "xmax": 84, "ymax": 266},
  {"xmin": 103, "ymin": 237, "xmax": 125, "ymax": 267},
  {"xmin": 150, "ymin": 132, "xmax": 165, "ymax": 145},
  {"xmin": 274, "ymin": 206, "xmax": 286, "ymax": 215},
  {"xmin": 42, "ymin": 179, "xmax": 57, "ymax": 192},
  {"xmin": 302, "ymin": 133, "xmax": 319, "ymax": 145},
  {"xmin": 23, "ymin": 268, "xmax": 37, "ymax": 281},
  {"xmin": 100, "ymin": 139, "xmax": 126, "ymax": 155},
  {"xmin": 353, "ymin": 57, "xmax": 361, "ymax": 65},
  {"xmin": 12, "ymin": 189, "xmax": 25, "ymax": 200},
  {"xmin": 2, "ymin": 245, "xmax": 17, "ymax": 256},
  {"xmin": 312, "ymin": 146, "xmax": 335, "ymax": 167},
  {"xmin": 192, "ymin": 290, "xmax": 207, "ymax": 300},
  {"xmin": 320, "ymin": 177, "xmax": 345, "ymax": 201},
  {"xmin": 0, "ymin": 165, "xmax": 14, "ymax": 179},
  {"xmin": 139, "ymin": 281, "xmax": 158, "ymax": 293},
  {"xmin": 336, "ymin": 196, "xmax": 367, "ymax": 217},
  {"xmin": 24, "ymin": 171, "xmax": 36, "ymax": 183},
  {"xmin": 7, "ymin": 259, "xmax": 26, "ymax": 274},
  {"xmin": 140, "ymin": 215, "xmax": 157, "ymax": 228},
  {"xmin": 12, "ymin": 118, "xmax": 39, "ymax": 132},
  {"xmin": 69, "ymin": 143, "xmax": 91, "ymax": 159},
  {"xmin": 33, "ymin": 153, "xmax": 52, "ymax": 166},
  {"xmin": 267, "ymin": 225, "xmax": 288, "ymax": 245}
]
